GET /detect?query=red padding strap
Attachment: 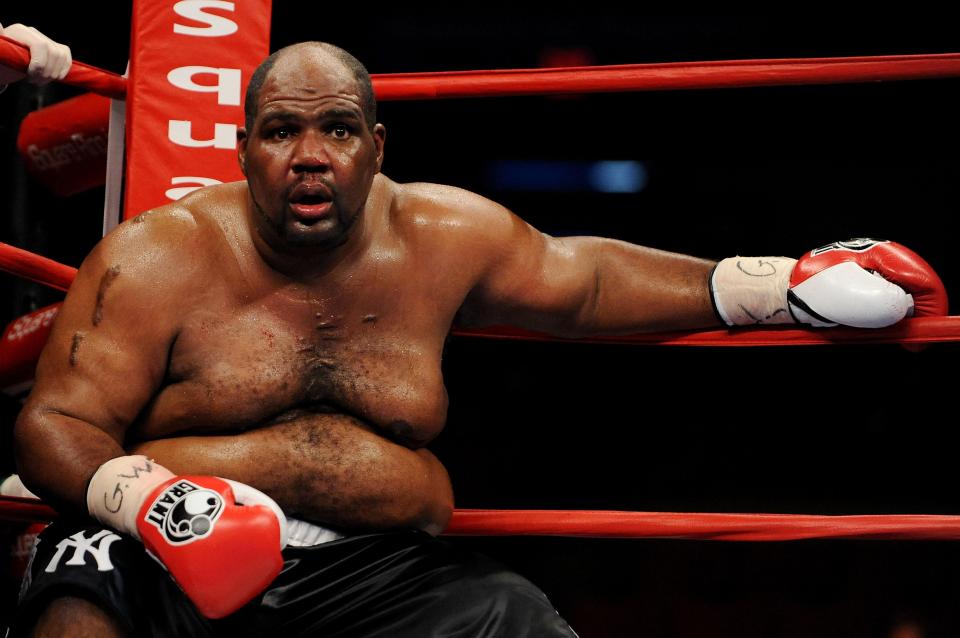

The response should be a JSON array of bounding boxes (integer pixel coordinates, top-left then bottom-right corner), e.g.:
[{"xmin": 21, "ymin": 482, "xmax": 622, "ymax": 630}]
[
  {"xmin": 0, "ymin": 497, "xmax": 55, "ymax": 524},
  {"xmin": 16, "ymin": 93, "xmax": 111, "ymax": 197},
  {"xmin": 0, "ymin": 303, "xmax": 61, "ymax": 389}
]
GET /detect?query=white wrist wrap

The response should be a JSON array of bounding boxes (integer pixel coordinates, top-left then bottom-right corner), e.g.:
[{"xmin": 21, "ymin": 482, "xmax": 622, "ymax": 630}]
[
  {"xmin": 86, "ymin": 455, "xmax": 174, "ymax": 538},
  {"xmin": 711, "ymin": 257, "xmax": 798, "ymax": 326}
]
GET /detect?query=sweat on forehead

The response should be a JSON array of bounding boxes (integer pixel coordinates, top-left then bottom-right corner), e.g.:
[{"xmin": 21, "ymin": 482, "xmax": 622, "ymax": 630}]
[{"xmin": 244, "ymin": 42, "xmax": 377, "ymax": 132}]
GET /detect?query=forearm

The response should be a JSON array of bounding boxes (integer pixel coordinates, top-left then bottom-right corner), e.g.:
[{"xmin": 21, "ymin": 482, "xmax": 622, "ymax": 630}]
[
  {"xmin": 568, "ymin": 237, "xmax": 719, "ymax": 335},
  {"xmin": 13, "ymin": 406, "xmax": 125, "ymax": 514},
  {"xmin": 130, "ymin": 414, "xmax": 454, "ymax": 535}
]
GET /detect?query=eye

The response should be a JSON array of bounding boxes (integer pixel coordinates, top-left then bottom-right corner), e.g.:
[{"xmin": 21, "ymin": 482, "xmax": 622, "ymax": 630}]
[
  {"xmin": 268, "ymin": 126, "xmax": 294, "ymax": 140},
  {"xmin": 331, "ymin": 124, "xmax": 351, "ymax": 139}
]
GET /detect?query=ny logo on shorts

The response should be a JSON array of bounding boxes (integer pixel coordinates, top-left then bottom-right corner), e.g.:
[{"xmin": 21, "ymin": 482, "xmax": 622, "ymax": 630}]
[{"xmin": 45, "ymin": 529, "xmax": 121, "ymax": 573}]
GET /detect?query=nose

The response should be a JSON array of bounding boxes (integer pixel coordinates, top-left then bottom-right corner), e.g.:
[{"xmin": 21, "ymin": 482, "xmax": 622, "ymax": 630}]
[{"xmin": 291, "ymin": 129, "xmax": 330, "ymax": 173}]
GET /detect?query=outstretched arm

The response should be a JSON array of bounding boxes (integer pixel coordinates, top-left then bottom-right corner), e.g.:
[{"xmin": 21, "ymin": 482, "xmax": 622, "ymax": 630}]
[
  {"xmin": 443, "ymin": 189, "xmax": 943, "ymax": 335},
  {"xmin": 447, "ymin": 191, "xmax": 719, "ymax": 337}
]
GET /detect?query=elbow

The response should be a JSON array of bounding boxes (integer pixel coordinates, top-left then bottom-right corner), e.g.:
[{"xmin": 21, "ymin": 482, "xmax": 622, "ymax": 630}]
[
  {"xmin": 412, "ymin": 449, "xmax": 454, "ymax": 536},
  {"xmin": 12, "ymin": 406, "xmax": 65, "ymax": 501},
  {"xmin": 575, "ymin": 242, "xmax": 604, "ymax": 334},
  {"xmin": 13, "ymin": 406, "xmax": 45, "ymax": 487},
  {"xmin": 419, "ymin": 483, "xmax": 454, "ymax": 537},
  {"xmin": 556, "ymin": 239, "xmax": 605, "ymax": 338},
  {"xmin": 12, "ymin": 404, "xmax": 114, "ymax": 510}
]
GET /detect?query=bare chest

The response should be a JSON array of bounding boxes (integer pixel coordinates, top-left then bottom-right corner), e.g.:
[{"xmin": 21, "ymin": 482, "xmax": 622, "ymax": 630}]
[{"xmin": 137, "ymin": 289, "xmax": 450, "ymax": 447}]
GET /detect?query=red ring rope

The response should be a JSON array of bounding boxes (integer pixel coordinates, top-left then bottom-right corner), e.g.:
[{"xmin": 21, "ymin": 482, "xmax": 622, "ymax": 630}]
[
  {"xmin": 3, "ymin": 498, "xmax": 960, "ymax": 542},
  {"xmin": 371, "ymin": 53, "xmax": 960, "ymax": 100},
  {"xmin": 0, "ymin": 35, "xmax": 126, "ymax": 99},
  {"xmin": 453, "ymin": 318, "xmax": 960, "ymax": 347},
  {"xmin": 2, "ymin": 242, "xmax": 959, "ymax": 347},
  {"xmin": 2, "ymin": 36, "xmax": 959, "ymax": 102},
  {"xmin": 0, "ymin": 242, "xmax": 76, "ymax": 292},
  {"xmin": 445, "ymin": 509, "xmax": 960, "ymax": 541}
]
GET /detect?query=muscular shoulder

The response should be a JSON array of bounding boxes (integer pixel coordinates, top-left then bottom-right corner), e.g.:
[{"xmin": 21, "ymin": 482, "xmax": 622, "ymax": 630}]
[
  {"xmin": 89, "ymin": 182, "xmax": 243, "ymax": 291},
  {"xmin": 385, "ymin": 181, "xmax": 550, "ymax": 320},
  {"xmin": 390, "ymin": 181, "xmax": 527, "ymax": 254},
  {"xmin": 68, "ymin": 186, "xmax": 244, "ymax": 319}
]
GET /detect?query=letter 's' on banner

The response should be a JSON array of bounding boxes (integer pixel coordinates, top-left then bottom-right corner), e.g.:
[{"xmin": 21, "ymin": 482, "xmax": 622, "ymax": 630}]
[{"xmin": 125, "ymin": 0, "xmax": 271, "ymax": 218}]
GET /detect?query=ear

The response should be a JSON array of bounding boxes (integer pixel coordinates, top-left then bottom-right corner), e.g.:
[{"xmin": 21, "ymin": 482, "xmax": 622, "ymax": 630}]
[
  {"xmin": 237, "ymin": 127, "xmax": 248, "ymax": 175},
  {"xmin": 372, "ymin": 123, "xmax": 386, "ymax": 173}
]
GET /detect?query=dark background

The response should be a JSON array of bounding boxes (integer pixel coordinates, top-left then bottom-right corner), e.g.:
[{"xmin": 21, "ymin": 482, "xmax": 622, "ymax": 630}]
[{"xmin": 2, "ymin": 10, "xmax": 960, "ymax": 637}]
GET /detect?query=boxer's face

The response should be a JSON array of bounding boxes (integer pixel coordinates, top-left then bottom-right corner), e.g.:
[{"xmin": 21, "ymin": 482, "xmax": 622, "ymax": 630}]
[{"xmin": 239, "ymin": 48, "xmax": 385, "ymax": 251}]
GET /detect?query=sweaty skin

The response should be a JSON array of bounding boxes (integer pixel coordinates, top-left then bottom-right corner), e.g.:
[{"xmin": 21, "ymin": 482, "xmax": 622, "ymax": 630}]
[{"xmin": 14, "ymin": 44, "xmax": 718, "ymax": 536}]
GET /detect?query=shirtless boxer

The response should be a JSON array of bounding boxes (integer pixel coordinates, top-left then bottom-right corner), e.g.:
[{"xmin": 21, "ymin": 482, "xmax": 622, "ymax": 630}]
[{"xmin": 9, "ymin": 42, "xmax": 946, "ymax": 637}]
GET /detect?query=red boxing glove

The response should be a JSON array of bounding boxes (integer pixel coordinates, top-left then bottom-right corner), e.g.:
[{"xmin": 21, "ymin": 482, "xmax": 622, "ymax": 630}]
[
  {"xmin": 788, "ymin": 238, "xmax": 948, "ymax": 327},
  {"xmin": 87, "ymin": 456, "xmax": 286, "ymax": 619},
  {"xmin": 138, "ymin": 476, "xmax": 284, "ymax": 618}
]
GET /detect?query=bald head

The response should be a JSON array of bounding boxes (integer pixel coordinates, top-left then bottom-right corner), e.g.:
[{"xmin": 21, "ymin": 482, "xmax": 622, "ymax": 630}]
[{"xmin": 244, "ymin": 42, "xmax": 377, "ymax": 133}]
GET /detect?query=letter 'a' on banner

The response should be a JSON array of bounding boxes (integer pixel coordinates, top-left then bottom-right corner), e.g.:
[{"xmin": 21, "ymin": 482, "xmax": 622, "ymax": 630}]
[{"xmin": 125, "ymin": 0, "xmax": 272, "ymax": 219}]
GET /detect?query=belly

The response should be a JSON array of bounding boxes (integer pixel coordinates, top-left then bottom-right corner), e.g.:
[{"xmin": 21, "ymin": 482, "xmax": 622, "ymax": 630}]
[{"xmin": 132, "ymin": 336, "xmax": 449, "ymax": 448}]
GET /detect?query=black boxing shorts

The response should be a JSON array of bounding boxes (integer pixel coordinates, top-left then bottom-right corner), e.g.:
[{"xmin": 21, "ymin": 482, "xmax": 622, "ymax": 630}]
[{"xmin": 8, "ymin": 518, "xmax": 578, "ymax": 637}]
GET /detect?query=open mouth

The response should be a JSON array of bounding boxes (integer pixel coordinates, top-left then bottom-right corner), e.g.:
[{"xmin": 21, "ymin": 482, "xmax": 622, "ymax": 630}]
[{"xmin": 289, "ymin": 185, "xmax": 333, "ymax": 220}]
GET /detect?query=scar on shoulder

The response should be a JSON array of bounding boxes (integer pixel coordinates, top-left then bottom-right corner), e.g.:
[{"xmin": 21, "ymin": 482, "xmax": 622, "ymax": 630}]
[
  {"xmin": 92, "ymin": 265, "xmax": 121, "ymax": 326},
  {"xmin": 69, "ymin": 332, "xmax": 85, "ymax": 366}
]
